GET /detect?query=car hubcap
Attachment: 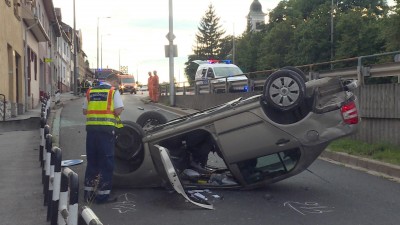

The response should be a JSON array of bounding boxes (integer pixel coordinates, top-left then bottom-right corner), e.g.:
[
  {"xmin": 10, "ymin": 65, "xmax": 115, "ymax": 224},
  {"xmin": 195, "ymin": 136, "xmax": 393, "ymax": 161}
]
[{"xmin": 269, "ymin": 77, "xmax": 300, "ymax": 106}]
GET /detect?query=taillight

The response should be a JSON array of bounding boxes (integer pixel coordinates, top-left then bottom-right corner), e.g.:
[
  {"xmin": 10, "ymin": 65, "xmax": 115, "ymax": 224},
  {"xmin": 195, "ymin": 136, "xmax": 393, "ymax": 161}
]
[{"xmin": 341, "ymin": 101, "xmax": 359, "ymax": 124}]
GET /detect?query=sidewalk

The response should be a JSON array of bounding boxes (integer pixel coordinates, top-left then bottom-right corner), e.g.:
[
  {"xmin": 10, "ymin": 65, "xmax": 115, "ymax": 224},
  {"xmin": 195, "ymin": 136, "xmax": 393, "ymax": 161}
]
[{"xmin": 0, "ymin": 91, "xmax": 81, "ymax": 225}]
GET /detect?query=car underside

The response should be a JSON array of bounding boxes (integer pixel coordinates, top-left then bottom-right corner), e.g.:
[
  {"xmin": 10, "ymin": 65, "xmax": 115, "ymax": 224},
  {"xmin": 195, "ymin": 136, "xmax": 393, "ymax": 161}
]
[{"xmin": 112, "ymin": 68, "xmax": 360, "ymax": 209}]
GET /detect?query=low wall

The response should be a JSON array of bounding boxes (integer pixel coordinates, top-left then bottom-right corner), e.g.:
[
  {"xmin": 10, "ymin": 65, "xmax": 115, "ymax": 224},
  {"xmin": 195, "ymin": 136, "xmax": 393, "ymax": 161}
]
[{"xmin": 159, "ymin": 84, "xmax": 400, "ymax": 146}]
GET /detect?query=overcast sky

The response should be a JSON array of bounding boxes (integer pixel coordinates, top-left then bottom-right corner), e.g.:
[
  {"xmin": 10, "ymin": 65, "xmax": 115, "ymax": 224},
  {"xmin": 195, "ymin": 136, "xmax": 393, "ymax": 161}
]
[
  {"xmin": 52, "ymin": 0, "xmax": 395, "ymax": 84},
  {"xmin": 52, "ymin": 0, "xmax": 282, "ymax": 84}
]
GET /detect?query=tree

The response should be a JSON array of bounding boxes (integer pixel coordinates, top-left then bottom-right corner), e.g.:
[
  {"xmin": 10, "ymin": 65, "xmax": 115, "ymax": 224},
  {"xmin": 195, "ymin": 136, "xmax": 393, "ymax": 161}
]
[
  {"xmin": 184, "ymin": 4, "xmax": 226, "ymax": 82},
  {"xmin": 194, "ymin": 4, "xmax": 225, "ymax": 58}
]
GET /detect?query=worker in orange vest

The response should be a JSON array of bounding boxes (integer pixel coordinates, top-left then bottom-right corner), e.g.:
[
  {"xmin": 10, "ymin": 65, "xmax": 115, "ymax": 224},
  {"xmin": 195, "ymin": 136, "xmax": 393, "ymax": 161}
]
[
  {"xmin": 152, "ymin": 70, "xmax": 160, "ymax": 103},
  {"xmin": 147, "ymin": 71, "xmax": 153, "ymax": 101}
]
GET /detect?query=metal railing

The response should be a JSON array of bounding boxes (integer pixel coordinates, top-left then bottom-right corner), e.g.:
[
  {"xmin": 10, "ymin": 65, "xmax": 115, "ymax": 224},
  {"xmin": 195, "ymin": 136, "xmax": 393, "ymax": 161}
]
[
  {"xmin": 36, "ymin": 97, "xmax": 103, "ymax": 225},
  {"xmin": 160, "ymin": 51, "xmax": 400, "ymax": 96}
]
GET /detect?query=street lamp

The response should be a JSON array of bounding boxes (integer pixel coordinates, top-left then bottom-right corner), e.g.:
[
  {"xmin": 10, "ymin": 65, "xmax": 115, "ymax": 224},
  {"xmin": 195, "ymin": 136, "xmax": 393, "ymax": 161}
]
[
  {"xmin": 101, "ymin": 33, "xmax": 111, "ymax": 69},
  {"xmin": 97, "ymin": 16, "xmax": 111, "ymax": 70}
]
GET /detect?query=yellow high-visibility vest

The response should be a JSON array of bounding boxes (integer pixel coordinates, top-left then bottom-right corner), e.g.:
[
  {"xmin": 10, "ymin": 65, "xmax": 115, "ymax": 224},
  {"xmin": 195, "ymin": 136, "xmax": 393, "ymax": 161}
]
[{"xmin": 86, "ymin": 86, "xmax": 123, "ymax": 128}]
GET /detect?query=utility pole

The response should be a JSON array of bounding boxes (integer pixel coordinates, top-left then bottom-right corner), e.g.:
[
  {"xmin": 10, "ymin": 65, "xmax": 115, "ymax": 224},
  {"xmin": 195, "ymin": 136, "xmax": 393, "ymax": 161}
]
[
  {"xmin": 73, "ymin": 0, "xmax": 78, "ymax": 95},
  {"xmin": 168, "ymin": 0, "xmax": 176, "ymax": 106}
]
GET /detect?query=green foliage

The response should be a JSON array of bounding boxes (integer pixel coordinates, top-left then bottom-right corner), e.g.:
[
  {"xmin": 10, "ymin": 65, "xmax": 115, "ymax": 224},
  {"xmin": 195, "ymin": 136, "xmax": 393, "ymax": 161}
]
[
  {"xmin": 185, "ymin": 0, "xmax": 399, "ymax": 84},
  {"xmin": 329, "ymin": 139, "xmax": 400, "ymax": 165}
]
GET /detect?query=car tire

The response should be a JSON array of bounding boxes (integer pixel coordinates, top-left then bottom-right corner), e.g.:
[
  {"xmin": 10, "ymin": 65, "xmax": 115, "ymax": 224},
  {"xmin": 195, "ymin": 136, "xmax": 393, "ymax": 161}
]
[
  {"xmin": 113, "ymin": 121, "xmax": 145, "ymax": 187},
  {"xmin": 136, "ymin": 111, "xmax": 168, "ymax": 132},
  {"xmin": 281, "ymin": 66, "xmax": 307, "ymax": 81},
  {"xmin": 263, "ymin": 70, "xmax": 306, "ymax": 111},
  {"xmin": 115, "ymin": 121, "xmax": 144, "ymax": 160}
]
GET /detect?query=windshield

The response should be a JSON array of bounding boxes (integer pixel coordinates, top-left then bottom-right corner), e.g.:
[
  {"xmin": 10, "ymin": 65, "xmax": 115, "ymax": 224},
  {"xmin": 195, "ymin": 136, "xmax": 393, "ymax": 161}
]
[
  {"xmin": 121, "ymin": 78, "xmax": 135, "ymax": 83},
  {"xmin": 214, "ymin": 67, "xmax": 244, "ymax": 78}
]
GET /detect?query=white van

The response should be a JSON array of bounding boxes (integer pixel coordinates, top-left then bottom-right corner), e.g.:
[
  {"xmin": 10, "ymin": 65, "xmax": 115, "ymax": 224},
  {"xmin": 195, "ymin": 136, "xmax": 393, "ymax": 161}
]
[{"xmin": 194, "ymin": 60, "xmax": 248, "ymax": 92}]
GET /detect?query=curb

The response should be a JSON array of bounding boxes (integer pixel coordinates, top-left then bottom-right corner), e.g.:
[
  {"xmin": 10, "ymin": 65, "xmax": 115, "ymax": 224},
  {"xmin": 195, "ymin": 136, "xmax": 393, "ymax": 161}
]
[{"xmin": 320, "ymin": 150, "xmax": 400, "ymax": 180}]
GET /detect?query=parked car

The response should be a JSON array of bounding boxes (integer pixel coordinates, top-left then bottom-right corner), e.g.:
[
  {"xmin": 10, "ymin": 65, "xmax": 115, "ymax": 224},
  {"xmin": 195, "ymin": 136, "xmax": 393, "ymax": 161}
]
[
  {"xmin": 194, "ymin": 60, "xmax": 248, "ymax": 93},
  {"xmin": 113, "ymin": 68, "xmax": 360, "ymax": 209}
]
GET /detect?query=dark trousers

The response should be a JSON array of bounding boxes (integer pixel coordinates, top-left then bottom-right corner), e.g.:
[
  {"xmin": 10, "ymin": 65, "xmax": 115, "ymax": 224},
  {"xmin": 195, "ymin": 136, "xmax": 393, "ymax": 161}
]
[{"xmin": 84, "ymin": 130, "xmax": 115, "ymax": 202}]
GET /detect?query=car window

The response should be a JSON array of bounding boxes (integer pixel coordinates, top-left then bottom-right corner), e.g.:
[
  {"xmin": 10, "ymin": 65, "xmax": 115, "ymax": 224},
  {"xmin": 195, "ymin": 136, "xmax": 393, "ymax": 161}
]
[
  {"xmin": 207, "ymin": 68, "xmax": 214, "ymax": 78},
  {"xmin": 121, "ymin": 78, "xmax": 135, "ymax": 83},
  {"xmin": 201, "ymin": 68, "xmax": 207, "ymax": 78},
  {"xmin": 237, "ymin": 148, "xmax": 300, "ymax": 184},
  {"xmin": 213, "ymin": 67, "xmax": 244, "ymax": 78}
]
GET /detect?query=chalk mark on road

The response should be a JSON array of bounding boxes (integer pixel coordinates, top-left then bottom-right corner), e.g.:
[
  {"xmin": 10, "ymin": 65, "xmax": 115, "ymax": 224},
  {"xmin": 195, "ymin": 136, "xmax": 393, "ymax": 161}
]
[
  {"xmin": 283, "ymin": 201, "xmax": 334, "ymax": 215},
  {"xmin": 112, "ymin": 193, "xmax": 137, "ymax": 213}
]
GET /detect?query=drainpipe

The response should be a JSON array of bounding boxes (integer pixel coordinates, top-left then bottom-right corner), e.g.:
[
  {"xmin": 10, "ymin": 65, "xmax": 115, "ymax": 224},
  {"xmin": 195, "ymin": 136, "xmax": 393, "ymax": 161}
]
[{"xmin": 24, "ymin": 18, "xmax": 39, "ymax": 111}]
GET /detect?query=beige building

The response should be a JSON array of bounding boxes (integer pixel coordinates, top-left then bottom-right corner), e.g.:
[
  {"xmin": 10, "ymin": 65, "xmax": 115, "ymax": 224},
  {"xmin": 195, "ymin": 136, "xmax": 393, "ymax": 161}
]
[
  {"xmin": 0, "ymin": 0, "xmax": 25, "ymax": 118},
  {"xmin": 1, "ymin": 0, "xmax": 61, "ymax": 120},
  {"xmin": 1, "ymin": 1, "xmax": 91, "ymax": 120}
]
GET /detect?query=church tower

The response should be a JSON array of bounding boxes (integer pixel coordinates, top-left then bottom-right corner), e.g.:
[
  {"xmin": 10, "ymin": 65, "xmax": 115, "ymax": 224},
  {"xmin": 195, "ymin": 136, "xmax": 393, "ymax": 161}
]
[{"xmin": 247, "ymin": 0, "xmax": 266, "ymax": 32}]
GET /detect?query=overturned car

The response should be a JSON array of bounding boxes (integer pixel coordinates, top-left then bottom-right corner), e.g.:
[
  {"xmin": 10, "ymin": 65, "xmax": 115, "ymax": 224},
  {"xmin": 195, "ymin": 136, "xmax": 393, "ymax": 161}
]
[{"xmin": 113, "ymin": 68, "xmax": 360, "ymax": 209}]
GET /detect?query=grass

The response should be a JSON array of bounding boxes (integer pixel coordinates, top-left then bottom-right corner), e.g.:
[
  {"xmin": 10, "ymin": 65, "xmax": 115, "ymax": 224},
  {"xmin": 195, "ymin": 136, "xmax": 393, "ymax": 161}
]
[{"xmin": 328, "ymin": 139, "xmax": 400, "ymax": 166}]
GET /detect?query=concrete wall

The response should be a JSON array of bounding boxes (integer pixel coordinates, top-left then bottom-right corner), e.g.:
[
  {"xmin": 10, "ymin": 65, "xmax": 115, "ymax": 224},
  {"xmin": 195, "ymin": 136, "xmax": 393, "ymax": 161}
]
[{"xmin": 159, "ymin": 84, "xmax": 400, "ymax": 146}]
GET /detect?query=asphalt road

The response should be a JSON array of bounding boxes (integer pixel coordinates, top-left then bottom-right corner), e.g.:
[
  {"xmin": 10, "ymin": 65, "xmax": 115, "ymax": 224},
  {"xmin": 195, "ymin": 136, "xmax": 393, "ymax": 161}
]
[{"xmin": 58, "ymin": 94, "xmax": 400, "ymax": 225}]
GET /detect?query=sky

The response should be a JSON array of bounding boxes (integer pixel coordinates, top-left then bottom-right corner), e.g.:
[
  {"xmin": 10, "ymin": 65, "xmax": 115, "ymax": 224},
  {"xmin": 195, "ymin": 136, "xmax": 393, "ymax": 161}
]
[
  {"xmin": 52, "ymin": 0, "xmax": 282, "ymax": 84},
  {"xmin": 52, "ymin": 0, "xmax": 396, "ymax": 84}
]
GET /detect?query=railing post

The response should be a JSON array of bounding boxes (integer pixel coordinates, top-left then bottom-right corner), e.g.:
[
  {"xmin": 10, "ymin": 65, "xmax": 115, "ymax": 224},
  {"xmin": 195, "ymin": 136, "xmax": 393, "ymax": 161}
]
[
  {"xmin": 225, "ymin": 77, "xmax": 229, "ymax": 93},
  {"xmin": 40, "ymin": 117, "xmax": 47, "ymax": 167},
  {"xmin": 46, "ymin": 95, "xmax": 51, "ymax": 119},
  {"xmin": 68, "ymin": 170, "xmax": 79, "ymax": 225},
  {"xmin": 44, "ymin": 133, "xmax": 52, "ymax": 205},
  {"xmin": 81, "ymin": 206, "xmax": 104, "ymax": 225},
  {"xmin": 58, "ymin": 168, "xmax": 70, "ymax": 225},
  {"xmin": 42, "ymin": 125, "xmax": 50, "ymax": 184},
  {"xmin": 48, "ymin": 147, "xmax": 62, "ymax": 225},
  {"xmin": 58, "ymin": 168, "xmax": 79, "ymax": 225}
]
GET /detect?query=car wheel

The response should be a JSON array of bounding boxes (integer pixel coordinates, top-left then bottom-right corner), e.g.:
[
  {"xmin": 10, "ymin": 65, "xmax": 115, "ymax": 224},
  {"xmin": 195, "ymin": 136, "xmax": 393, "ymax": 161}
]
[
  {"xmin": 263, "ymin": 70, "xmax": 306, "ymax": 111},
  {"xmin": 119, "ymin": 90, "xmax": 123, "ymax": 95},
  {"xmin": 136, "ymin": 111, "xmax": 168, "ymax": 132},
  {"xmin": 130, "ymin": 91, "xmax": 133, "ymax": 94},
  {"xmin": 115, "ymin": 121, "xmax": 144, "ymax": 160},
  {"xmin": 281, "ymin": 66, "xmax": 307, "ymax": 81}
]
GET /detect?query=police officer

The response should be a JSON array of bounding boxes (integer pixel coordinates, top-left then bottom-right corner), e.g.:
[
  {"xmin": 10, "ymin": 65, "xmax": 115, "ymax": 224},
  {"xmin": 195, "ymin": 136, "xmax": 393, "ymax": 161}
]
[{"xmin": 82, "ymin": 73, "xmax": 124, "ymax": 204}]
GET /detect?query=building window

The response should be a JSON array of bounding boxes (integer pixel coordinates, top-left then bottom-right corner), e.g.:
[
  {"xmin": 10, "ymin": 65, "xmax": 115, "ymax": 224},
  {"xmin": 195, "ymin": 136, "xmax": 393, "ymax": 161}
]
[{"xmin": 13, "ymin": 0, "xmax": 21, "ymax": 20}]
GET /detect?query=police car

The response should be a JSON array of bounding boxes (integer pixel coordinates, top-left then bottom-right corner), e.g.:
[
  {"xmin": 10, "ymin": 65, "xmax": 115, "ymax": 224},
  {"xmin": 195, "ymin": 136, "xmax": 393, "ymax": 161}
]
[{"xmin": 194, "ymin": 60, "xmax": 248, "ymax": 93}]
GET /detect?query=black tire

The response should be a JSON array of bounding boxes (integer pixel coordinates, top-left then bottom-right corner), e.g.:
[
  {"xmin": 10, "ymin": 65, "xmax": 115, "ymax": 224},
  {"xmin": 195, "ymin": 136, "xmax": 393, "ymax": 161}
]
[
  {"xmin": 130, "ymin": 91, "xmax": 133, "ymax": 94},
  {"xmin": 136, "ymin": 111, "xmax": 168, "ymax": 132},
  {"xmin": 115, "ymin": 121, "xmax": 144, "ymax": 160},
  {"xmin": 113, "ymin": 121, "xmax": 146, "ymax": 187},
  {"xmin": 263, "ymin": 70, "xmax": 306, "ymax": 111},
  {"xmin": 281, "ymin": 66, "xmax": 307, "ymax": 81},
  {"xmin": 119, "ymin": 89, "xmax": 123, "ymax": 95}
]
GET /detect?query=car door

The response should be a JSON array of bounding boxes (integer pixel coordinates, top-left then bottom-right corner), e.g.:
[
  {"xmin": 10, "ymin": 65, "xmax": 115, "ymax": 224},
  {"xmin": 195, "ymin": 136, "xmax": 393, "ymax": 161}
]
[
  {"xmin": 213, "ymin": 111, "xmax": 301, "ymax": 165},
  {"xmin": 152, "ymin": 144, "xmax": 214, "ymax": 210}
]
